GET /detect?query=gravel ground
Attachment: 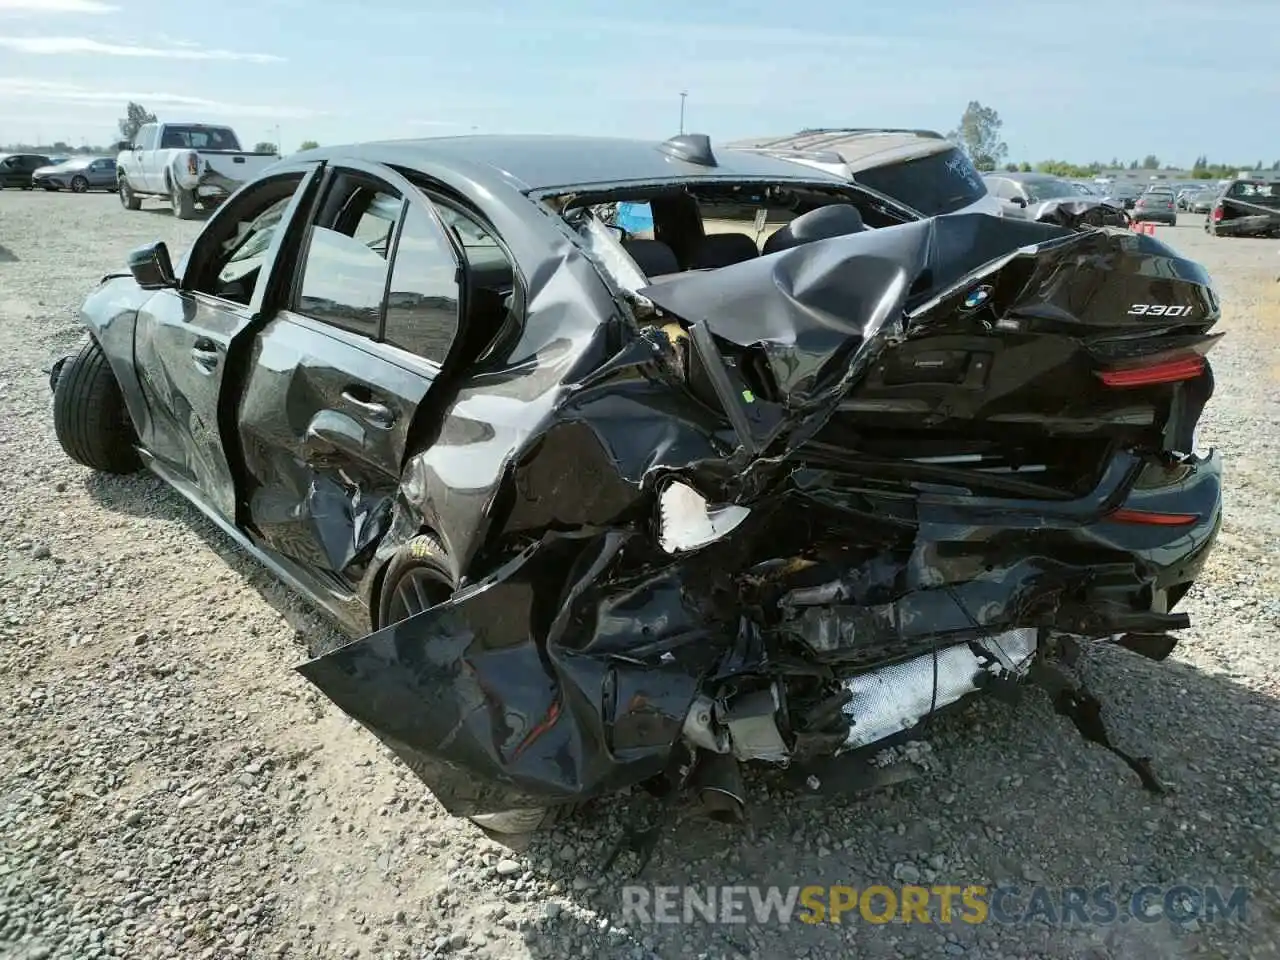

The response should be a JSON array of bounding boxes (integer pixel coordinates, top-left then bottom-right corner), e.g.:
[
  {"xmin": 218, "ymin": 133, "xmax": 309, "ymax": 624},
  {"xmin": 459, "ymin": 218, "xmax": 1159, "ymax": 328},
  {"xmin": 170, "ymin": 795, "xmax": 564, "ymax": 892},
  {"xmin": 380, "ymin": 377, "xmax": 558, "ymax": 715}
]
[{"xmin": 1, "ymin": 196, "xmax": 1277, "ymax": 960}]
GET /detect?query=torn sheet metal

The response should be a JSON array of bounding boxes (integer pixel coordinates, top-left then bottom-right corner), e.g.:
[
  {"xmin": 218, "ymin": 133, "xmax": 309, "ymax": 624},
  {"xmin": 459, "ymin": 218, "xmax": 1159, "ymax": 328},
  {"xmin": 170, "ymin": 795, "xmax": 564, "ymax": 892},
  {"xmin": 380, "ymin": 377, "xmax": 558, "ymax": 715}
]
[{"xmin": 300, "ymin": 211, "xmax": 1225, "ymax": 818}]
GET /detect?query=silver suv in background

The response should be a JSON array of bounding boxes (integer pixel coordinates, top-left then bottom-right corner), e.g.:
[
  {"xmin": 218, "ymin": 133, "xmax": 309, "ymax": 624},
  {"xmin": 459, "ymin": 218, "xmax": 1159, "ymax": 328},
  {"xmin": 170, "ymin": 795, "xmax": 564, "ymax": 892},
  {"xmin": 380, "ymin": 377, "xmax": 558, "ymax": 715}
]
[
  {"xmin": 982, "ymin": 171, "xmax": 1091, "ymax": 219},
  {"xmin": 728, "ymin": 128, "xmax": 1002, "ymax": 218}
]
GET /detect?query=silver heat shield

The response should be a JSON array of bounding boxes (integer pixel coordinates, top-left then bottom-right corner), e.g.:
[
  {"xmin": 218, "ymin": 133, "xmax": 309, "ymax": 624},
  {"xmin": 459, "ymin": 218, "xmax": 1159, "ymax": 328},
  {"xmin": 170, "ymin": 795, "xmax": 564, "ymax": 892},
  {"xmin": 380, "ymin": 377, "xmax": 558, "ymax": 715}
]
[{"xmin": 840, "ymin": 629, "xmax": 1038, "ymax": 749}]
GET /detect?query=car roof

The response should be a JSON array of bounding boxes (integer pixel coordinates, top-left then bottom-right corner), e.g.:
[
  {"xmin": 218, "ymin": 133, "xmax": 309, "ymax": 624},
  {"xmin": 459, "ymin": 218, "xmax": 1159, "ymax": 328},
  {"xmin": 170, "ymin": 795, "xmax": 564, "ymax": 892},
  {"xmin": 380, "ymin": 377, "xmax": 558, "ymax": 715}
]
[
  {"xmin": 983, "ymin": 172, "xmax": 1068, "ymax": 183},
  {"xmin": 294, "ymin": 134, "xmax": 852, "ymax": 193},
  {"xmin": 725, "ymin": 129, "xmax": 953, "ymax": 172}
]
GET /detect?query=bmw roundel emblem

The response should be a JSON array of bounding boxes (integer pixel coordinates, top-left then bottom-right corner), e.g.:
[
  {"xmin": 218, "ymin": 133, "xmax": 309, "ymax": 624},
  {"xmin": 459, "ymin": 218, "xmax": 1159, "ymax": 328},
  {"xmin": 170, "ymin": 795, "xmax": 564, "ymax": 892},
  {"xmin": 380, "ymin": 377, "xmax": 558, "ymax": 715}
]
[{"xmin": 961, "ymin": 285, "xmax": 992, "ymax": 311}]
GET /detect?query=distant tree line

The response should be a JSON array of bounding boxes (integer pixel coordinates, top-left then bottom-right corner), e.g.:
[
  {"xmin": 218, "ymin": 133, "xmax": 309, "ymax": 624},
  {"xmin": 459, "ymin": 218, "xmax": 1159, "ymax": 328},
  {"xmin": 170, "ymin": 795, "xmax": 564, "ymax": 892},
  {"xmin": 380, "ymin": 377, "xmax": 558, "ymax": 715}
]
[
  {"xmin": 949, "ymin": 101, "xmax": 1275, "ymax": 179},
  {"xmin": 0, "ymin": 102, "xmax": 320, "ymax": 156}
]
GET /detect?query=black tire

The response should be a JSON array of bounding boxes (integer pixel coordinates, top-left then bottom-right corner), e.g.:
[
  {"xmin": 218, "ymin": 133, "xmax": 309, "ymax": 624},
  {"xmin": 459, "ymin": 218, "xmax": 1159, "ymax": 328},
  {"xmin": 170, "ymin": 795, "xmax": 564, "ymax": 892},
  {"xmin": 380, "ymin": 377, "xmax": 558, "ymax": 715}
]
[
  {"xmin": 70, "ymin": 175, "xmax": 89, "ymax": 193},
  {"xmin": 377, "ymin": 534, "xmax": 565, "ymax": 836},
  {"xmin": 170, "ymin": 183, "xmax": 197, "ymax": 220},
  {"xmin": 119, "ymin": 177, "xmax": 141, "ymax": 210},
  {"xmin": 377, "ymin": 533, "xmax": 456, "ymax": 629},
  {"xmin": 52, "ymin": 339, "xmax": 142, "ymax": 474}
]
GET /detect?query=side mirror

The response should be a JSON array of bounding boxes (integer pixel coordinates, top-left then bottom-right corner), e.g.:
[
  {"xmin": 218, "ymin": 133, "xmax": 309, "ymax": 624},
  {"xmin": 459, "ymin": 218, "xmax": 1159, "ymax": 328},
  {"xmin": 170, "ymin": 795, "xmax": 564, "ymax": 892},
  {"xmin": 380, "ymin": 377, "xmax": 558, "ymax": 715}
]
[
  {"xmin": 1012, "ymin": 196, "xmax": 1028, "ymax": 207},
  {"xmin": 127, "ymin": 242, "xmax": 177, "ymax": 290}
]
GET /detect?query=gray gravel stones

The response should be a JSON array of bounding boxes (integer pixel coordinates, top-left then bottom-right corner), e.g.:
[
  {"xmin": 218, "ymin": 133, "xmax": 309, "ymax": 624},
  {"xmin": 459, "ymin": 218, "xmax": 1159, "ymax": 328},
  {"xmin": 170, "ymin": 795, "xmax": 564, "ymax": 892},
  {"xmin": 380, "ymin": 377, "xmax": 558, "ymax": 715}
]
[{"xmin": 1, "ymin": 195, "xmax": 1277, "ymax": 959}]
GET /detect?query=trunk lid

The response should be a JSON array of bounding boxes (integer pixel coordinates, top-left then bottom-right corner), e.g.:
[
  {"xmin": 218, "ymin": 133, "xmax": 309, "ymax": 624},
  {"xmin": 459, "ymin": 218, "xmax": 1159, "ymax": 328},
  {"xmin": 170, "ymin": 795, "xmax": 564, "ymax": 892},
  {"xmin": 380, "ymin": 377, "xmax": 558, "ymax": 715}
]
[{"xmin": 640, "ymin": 213, "xmax": 1219, "ymax": 498}]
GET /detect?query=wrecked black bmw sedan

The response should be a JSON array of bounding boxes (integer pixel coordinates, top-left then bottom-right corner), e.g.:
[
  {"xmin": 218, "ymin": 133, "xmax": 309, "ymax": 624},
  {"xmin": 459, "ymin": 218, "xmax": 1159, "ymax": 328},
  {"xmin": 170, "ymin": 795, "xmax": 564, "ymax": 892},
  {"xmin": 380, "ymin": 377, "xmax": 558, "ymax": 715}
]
[{"xmin": 51, "ymin": 133, "xmax": 1223, "ymax": 835}]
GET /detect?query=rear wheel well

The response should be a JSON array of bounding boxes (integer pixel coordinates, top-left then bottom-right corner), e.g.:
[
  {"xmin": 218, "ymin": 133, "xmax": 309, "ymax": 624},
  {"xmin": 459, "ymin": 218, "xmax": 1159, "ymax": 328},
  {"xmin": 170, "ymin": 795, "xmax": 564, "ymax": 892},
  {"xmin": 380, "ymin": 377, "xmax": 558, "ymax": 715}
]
[{"xmin": 370, "ymin": 526, "xmax": 450, "ymax": 631}]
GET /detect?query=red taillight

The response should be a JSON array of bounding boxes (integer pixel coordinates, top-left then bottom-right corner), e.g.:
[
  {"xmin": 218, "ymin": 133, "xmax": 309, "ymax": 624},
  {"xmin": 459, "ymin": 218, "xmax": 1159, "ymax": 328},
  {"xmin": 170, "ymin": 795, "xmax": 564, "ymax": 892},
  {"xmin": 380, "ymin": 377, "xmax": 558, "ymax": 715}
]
[
  {"xmin": 1108, "ymin": 508, "xmax": 1198, "ymax": 526},
  {"xmin": 1212, "ymin": 206, "xmax": 1223, "ymax": 221},
  {"xmin": 186, "ymin": 152, "xmax": 198, "ymax": 175},
  {"xmin": 1096, "ymin": 354, "xmax": 1205, "ymax": 388}
]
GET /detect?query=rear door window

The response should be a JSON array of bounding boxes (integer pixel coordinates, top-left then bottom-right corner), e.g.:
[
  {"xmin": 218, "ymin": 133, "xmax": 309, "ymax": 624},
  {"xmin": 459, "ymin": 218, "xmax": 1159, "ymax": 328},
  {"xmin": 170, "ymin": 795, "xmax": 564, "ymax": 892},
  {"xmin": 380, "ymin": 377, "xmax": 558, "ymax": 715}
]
[
  {"xmin": 296, "ymin": 176, "xmax": 405, "ymax": 336},
  {"xmin": 852, "ymin": 147, "xmax": 987, "ymax": 215},
  {"xmin": 382, "ymin": 203, "xmax": 461, "ymax": 365}
]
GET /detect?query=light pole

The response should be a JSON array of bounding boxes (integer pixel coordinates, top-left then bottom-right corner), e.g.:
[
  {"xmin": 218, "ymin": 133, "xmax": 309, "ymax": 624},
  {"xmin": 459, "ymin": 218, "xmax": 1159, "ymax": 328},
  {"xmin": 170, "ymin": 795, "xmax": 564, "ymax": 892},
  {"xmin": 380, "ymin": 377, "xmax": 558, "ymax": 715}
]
[{"xmin": 679, "ymin": 91, "xmax": 687, "ymax": 134}]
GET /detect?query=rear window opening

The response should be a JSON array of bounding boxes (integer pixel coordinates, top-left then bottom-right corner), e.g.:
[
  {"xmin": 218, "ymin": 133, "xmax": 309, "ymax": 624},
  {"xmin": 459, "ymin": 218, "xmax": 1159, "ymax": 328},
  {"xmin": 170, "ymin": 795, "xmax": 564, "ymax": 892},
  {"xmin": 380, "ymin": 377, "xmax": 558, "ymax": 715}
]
[
  {"xmin": 1226, "ymin": 181, "xmax": 1280, "ymax": 206},
  {"xmin": 554, "ymin": 181, "xmax": 910, "ymax": 291}
]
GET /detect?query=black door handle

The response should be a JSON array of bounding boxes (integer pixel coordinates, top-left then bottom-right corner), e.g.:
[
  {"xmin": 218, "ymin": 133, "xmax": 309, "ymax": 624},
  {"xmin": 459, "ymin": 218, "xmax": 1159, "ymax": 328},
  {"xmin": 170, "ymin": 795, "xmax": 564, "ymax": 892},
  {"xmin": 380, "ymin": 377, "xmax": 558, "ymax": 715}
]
[{"xmin": 340, "ymin": 388, "xmax": 396, "ymax": 426}]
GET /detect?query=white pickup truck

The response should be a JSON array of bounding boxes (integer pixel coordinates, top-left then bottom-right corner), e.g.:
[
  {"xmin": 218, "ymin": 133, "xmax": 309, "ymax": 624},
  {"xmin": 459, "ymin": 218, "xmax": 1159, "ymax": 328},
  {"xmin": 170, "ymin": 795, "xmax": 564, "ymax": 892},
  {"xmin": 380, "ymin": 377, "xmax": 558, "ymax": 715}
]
[{"xmin": 115, "ymin": 122, "xmax": 279, "ymax": 219}]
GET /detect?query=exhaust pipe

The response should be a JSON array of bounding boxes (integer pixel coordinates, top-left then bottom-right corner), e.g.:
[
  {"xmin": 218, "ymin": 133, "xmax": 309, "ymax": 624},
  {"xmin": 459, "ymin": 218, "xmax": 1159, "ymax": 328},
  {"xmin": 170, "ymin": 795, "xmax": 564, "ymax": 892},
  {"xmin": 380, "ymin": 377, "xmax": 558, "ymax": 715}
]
[
  {"xmin": 689, "ymin": 751, "xmax": 747, "ymax": 825},
  {"xmin": 840, "ymin": 628, "xmax": 1037, "ymax": 749}
]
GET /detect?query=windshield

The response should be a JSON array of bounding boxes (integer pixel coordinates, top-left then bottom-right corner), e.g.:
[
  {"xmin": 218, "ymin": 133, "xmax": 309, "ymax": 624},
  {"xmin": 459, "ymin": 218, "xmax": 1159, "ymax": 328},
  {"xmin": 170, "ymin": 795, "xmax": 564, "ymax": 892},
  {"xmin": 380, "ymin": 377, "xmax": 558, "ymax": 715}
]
[
  {"xmin": 1023, "ymin": 178, "xmax": 1078, "ymax": 202},
  {"xmin": 850, "ymin": 146, "xmax": 987, "ymax": 216}
]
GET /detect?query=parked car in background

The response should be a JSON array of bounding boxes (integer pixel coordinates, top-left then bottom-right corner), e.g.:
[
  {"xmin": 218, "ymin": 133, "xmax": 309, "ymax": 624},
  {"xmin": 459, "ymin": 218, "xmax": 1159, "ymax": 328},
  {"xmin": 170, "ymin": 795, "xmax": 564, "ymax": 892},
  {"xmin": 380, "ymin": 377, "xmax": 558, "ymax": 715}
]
[
  {"xmin": 728, "ymin": 128, "xmax": 1002, "ymax": 218},
  {"xmin": 1132, "ymin": 188, "xmax": 1178, "ymax": 225},
  {"xmin": 1207, "ymin": 179, "xmax": 1280, "ymax": 237},
  {"xmin": 32, "ymin": 156, "xmax": 118, "ymax": 192},
  {"xmin": 0, "ymin": 152, "xmax": 53, "ymax": 189},
  {"xmin": 1102, "ymin": 182, "xmax": 1142, "ymax": 210},
  {"xmin": 981, "ymin": 171, "xmax": 1088, "ymax": 218},
  {"xmin": 1070, "ymin": 180, "xmax": 1099, "ymax": 196},
  {"xmin": 115, "ymin": 122, "xmax": 279, "ymax": 218},
  {"xmin": 1189, "ymin": 187, "xmax": 1219, "ymax": 214}
]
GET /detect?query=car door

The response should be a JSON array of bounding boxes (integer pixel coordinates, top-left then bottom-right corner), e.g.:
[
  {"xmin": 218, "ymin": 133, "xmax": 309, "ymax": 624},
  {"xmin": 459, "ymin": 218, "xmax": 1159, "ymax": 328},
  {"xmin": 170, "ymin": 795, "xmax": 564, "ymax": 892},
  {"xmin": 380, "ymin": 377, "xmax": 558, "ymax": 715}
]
[
  {"xmin": 236, "ymin": 161, "xmax": 465, "ymax": 590},
  {"xmin": 137, "ymin": 124, "xmax": 163, "ymax": 190},
  {"xmin": 120, "ymin": 125, "xmax": 148, "ymax": 188},
  {"xmin": 131, "ymin": 165, "xmax": 324, "ymax": 522},
  {"xmin": 89, "ymin": 158, "xmax": 113, "ymax": 187}
]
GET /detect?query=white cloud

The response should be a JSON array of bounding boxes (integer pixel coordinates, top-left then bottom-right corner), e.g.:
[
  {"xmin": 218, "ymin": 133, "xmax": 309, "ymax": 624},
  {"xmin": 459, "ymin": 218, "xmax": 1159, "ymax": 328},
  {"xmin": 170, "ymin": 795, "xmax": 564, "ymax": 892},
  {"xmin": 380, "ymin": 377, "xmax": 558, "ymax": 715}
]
[
  {"xmin": 0, "ymin": 0, "xmax": 117, "ymax": 13},
  {"xmin": 0, "ymin": 78, "xmax": 319, "ymax": 118},
  {"xmin": 0, "ymin": 35, "xmax": 282, "ymax": 61}
]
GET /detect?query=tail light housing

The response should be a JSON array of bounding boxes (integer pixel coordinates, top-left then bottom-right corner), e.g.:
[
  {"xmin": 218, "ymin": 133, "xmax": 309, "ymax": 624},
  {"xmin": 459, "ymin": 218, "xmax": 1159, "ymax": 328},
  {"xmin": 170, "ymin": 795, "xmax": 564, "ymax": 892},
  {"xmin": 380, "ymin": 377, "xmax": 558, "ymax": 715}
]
[
  {"xmin": 1107, "ymin": 508, "xmax": 1198, "ymax": 526},
  {"xmin": 1212, "ymin": 206, "xmax": 1223, "ymax": 222},
  {"xmin": 186, "ymin": 151, "xmax": 198, "ymax": 176},
  {"xmin": 1095, "ymin": 352, "xmax": 1206, "ymax": 388}
]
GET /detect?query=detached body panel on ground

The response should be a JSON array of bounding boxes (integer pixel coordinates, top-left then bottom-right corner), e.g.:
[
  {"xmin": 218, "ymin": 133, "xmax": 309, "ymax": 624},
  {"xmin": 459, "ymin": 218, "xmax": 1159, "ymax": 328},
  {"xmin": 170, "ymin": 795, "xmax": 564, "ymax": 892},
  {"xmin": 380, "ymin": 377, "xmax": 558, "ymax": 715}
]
[{"xmin": 50, "ymin": 134, "xmax": 1225, "ymax": 825}]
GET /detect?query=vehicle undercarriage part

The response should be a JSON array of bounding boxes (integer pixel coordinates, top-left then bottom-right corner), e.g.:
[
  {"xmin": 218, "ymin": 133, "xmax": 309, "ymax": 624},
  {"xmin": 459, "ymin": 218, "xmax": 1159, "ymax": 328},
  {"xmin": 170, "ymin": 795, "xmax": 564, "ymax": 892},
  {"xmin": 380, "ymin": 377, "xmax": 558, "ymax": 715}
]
[
  {"xmin": 1029, "ymin": 656, "xmax": 1166, "ymax": 794},
  {"xmin": 838, "ymin": 628, "xmax": 1037, "ymax": 749}
]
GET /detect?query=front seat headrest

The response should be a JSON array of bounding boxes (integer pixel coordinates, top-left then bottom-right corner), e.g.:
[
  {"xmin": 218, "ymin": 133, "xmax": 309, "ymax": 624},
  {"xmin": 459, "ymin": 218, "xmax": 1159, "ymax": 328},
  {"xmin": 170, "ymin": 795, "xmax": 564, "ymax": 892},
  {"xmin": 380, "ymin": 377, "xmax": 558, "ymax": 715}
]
[
  {"xmin": 622, "ymin": 238, "xmax": 679, "ymax": 277},
  {"xmin": 689, "ymin": 232, "xmax": 760, "ymax": 269},
  {"xmin": 762, "ymin": 204, "xmax": 867, "ymax": 256}
]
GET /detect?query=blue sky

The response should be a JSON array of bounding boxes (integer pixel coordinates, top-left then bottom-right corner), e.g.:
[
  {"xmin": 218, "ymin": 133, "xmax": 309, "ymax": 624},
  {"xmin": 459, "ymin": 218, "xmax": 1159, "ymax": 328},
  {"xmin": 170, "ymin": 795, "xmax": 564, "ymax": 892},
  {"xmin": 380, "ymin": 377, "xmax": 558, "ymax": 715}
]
[{"xmin": 1, "ymin": 0, "xmax": 1277, "ymax": 165}]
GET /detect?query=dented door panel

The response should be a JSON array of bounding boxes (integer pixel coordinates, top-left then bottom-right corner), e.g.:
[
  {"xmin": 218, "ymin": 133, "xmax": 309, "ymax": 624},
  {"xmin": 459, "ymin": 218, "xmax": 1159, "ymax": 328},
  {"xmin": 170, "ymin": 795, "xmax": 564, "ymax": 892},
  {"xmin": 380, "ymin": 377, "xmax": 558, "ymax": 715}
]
[{"xmin": 237, "ymin": 312, "xmax": 433, "ymax": 588}]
